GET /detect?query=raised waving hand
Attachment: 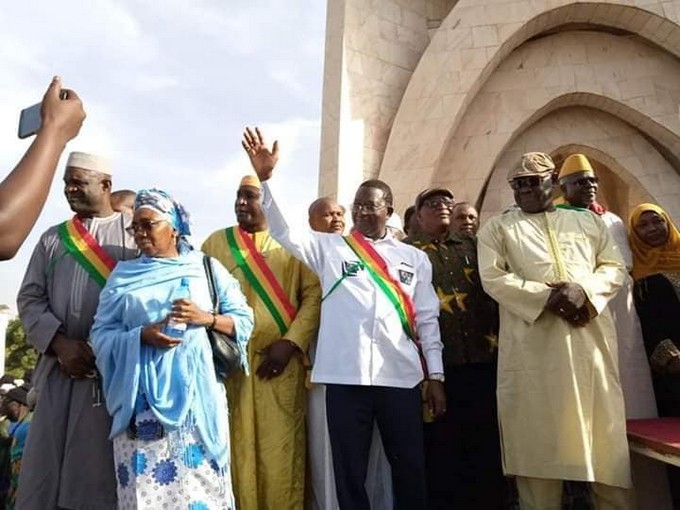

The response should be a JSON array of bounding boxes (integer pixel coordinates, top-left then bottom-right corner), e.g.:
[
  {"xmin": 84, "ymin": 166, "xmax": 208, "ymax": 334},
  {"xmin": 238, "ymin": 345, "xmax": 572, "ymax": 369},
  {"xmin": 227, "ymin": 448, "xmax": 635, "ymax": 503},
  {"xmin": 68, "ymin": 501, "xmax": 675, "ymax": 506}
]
[{"xmin": 242, "ymin": 126, "xmax": 279, "ymax": 182}]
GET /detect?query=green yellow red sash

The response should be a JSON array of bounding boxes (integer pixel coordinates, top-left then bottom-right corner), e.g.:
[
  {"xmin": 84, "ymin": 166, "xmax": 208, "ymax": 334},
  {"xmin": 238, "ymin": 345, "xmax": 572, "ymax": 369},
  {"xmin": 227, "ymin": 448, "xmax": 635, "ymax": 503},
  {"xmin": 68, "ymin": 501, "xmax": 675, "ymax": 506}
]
[
  {"xmin": 343, "ymin": 230, "xmax": 427, "ymax": 374},
  {"xmin": 225, "ymin": 226, "xmax": 297, "ymax": 335},
  {"xmin": 58, "ymin": 216, "xmax": 116, "ymax": 287}
]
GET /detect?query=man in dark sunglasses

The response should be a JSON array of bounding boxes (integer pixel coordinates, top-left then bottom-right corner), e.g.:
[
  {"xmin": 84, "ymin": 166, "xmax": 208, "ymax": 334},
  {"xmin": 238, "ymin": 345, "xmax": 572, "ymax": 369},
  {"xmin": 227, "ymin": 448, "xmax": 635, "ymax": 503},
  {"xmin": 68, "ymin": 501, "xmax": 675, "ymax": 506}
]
[
  {"xmin": 405, "ymin": 187, "xmax": 505, "ymax": 509},
  {"xmin": 477, "ymin": 152, "xmax": 632, "ymax": 509},
  {"xmin": 559, "ymin": 154, "xmax": 658, "ymax": 418},
  {"xmin": 558, "ymin": 155, "xmax": 602, "ymax": 214}
]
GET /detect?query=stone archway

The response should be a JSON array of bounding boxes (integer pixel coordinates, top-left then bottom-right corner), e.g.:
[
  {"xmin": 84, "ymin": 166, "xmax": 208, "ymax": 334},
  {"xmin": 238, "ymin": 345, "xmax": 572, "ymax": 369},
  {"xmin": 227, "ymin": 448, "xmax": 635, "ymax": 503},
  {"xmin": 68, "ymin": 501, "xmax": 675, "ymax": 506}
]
[
  {"xmin": 478, "ymin": 106, "xmax": 678, "ymax": 222},
  {"xmin": 319, "ymin": 0, "xmax": 680, "ymax": 218},
  {"xmin": 406, "ymin": 27, "xmax": 680, "ymax": 222},
  {"xmin": 357, "ymin": 2, "xmax": 680, "ymax": 221}
]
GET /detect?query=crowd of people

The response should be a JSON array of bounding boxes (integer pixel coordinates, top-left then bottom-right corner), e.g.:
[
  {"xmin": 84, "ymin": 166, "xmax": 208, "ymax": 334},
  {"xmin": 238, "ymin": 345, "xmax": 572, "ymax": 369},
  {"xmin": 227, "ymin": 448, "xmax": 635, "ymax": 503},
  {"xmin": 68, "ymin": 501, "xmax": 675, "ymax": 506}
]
[
  {"xmin": 0, "ymin": 376, "xmax": 33, "ymax": 510},
  {"xmin": 0, "ymin": 79, "xmax": 678, "ymax": 510}
]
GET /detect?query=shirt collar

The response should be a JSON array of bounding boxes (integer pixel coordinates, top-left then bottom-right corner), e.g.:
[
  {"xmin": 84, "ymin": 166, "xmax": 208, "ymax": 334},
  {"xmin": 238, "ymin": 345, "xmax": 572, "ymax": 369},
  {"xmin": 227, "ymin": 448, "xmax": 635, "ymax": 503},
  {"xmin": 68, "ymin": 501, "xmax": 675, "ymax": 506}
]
[
  {"xmin": 357, "ymin": 229, "xmax": 393, "ymax": 243},
  {"xmin": 408, "ymin": 229, "xmax": 463, "ymax": 245}
]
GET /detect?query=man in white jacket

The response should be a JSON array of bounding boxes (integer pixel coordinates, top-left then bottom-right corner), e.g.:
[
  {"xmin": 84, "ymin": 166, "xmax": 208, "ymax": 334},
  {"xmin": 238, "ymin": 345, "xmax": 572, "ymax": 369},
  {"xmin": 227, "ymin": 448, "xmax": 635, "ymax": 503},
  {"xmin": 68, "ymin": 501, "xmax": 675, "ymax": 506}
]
[{"xmin": 241, "ymin": 126, "xmax": 446, "ymax": 510}]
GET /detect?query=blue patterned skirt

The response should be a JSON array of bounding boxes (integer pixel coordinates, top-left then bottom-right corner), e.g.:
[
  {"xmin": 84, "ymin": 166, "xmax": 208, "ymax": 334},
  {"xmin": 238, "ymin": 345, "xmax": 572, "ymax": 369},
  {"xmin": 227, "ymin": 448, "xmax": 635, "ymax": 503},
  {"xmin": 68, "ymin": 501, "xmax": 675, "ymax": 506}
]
[{"xmin": 113, "ymin": 409, "xmax": 234, "ymax": 510}]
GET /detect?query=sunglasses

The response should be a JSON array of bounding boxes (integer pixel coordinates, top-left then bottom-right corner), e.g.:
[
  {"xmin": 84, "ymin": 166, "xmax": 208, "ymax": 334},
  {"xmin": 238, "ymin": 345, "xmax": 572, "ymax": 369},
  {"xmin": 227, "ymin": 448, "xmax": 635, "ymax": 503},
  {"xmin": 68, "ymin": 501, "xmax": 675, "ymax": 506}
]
[
  {"xmin": 509, "ymin": 175, "xmax": 551, "ymax": 190},
  {"xmin": 422, "ymin": 197, "xmax": 455, "ymax": 209},
  {"xmin": 571, "ymin": 176, "xmax": 599, "ymax": 186}
]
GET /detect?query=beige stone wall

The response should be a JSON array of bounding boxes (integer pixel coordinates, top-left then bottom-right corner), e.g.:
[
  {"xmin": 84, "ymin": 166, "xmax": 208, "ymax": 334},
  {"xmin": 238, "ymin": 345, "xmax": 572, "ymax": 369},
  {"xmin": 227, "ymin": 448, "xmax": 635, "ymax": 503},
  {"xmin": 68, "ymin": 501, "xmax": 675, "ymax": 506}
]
[
  {"xmin": 379, "ymin": 1, "xmax": 680, "ymax": 208},
  {"xmin": 319, "ymin": 0, "xmax": 680, "ymax": 226},
  {"xmin": 435, "ymin": 29, "xmax": 680, "ymax": 222},
  {"xmin": 318, "ymin": 0, "xmax": 458, "ymax": 204}
]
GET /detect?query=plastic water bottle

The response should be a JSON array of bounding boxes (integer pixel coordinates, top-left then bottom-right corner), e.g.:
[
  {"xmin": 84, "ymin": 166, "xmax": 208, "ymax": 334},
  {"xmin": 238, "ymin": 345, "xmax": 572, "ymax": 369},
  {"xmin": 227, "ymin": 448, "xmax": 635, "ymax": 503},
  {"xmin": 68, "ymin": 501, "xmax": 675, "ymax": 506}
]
[{"xmin": 164, "ymin": 277, "xmax": 190, "ymax": 338}]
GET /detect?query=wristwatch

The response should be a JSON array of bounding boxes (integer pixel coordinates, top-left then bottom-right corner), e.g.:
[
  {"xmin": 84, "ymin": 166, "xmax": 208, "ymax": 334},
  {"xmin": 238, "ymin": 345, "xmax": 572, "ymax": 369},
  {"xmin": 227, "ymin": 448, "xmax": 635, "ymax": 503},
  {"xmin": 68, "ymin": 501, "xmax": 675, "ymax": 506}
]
[{"xmin": 428, "ymin": 373, "xmax": 445, "ymax": 383}]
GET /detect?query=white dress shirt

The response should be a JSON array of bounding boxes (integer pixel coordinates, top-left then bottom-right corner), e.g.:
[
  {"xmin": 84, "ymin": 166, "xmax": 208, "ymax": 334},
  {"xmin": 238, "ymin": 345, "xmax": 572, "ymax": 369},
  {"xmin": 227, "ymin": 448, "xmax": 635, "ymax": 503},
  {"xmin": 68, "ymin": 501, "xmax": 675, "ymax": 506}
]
[{"xmin": 262, "ymin": 182, "xmax": 443, "ymax": 388}]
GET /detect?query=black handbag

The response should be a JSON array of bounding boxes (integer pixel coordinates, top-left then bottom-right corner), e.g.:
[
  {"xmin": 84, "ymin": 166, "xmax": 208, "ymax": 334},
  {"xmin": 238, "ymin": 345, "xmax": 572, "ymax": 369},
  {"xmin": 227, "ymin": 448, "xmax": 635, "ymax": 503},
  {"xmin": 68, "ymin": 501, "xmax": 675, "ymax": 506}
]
[{"xmin": 202, "ymin": 255, "xmax": 241, "ymax": 380}]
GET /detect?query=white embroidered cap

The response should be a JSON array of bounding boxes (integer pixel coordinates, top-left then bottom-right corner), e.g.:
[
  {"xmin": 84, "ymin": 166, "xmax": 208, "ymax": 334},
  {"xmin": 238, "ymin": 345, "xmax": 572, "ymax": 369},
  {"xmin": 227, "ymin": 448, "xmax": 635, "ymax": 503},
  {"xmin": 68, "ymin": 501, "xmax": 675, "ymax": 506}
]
[{"xmin": 66, "ymin": 151, "xmax": 111, "ymax": 175}]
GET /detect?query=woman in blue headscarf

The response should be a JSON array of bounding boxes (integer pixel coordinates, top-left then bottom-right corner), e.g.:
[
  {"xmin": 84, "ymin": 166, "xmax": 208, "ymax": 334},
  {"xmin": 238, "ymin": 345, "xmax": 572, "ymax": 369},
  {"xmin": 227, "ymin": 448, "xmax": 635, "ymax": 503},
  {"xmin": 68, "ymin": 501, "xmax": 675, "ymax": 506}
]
[{"xmin": 91, "ymin": 188, "xmax": 253, "ymax": 510}]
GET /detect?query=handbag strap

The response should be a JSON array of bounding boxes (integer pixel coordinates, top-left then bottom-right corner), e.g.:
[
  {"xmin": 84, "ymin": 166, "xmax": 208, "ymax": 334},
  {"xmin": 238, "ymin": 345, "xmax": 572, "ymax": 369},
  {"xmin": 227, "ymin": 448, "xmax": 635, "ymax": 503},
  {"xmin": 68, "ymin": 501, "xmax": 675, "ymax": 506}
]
[{"xmin": 202, "ymin": 255, "xmax": 218, "ymax": 313}]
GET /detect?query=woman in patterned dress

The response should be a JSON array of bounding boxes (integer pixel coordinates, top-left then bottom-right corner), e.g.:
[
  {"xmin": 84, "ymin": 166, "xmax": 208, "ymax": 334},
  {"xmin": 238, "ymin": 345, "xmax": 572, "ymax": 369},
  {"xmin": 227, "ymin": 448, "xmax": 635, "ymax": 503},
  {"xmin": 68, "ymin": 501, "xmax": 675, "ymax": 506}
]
[{"xmin": 91, "ymin": 189, "xmax": 253, "ymax": 509}]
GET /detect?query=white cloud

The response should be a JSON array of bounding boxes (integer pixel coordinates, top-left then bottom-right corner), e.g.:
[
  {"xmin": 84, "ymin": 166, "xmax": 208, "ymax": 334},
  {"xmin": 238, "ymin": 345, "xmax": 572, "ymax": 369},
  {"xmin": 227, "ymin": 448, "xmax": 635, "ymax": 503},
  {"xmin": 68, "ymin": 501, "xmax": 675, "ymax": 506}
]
[
  {"xmin": 206, "ymin": 117, "xmax": 319, "ymax": 186},
  {"xmin": 269, "ymin": 67, "xmax": 309, "ymax": 103},
  {"xmin": 0, "ymin": 1, "xmax": 327, "ymax": 307},
  {"xmin": 134, "ymin": 75, "xmax": 181, "ymax": 94},
  {"xmin": 67, "ymin": 105, "xmax": 119, "ymax": 160},
  {"xmin": 190, "ymin": 117, "xmax": 320, "ymax": 244},
  {"xmin": 0, "ymin": 36, "xmax": 48, "ymax": 79}
]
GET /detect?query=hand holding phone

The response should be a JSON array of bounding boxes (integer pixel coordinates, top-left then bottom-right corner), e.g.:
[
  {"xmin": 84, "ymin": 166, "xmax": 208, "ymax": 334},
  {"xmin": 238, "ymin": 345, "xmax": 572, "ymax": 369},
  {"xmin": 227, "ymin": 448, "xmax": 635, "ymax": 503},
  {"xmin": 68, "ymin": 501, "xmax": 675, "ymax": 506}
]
[
  {"xmin": 18, "ymin": 103, "xmax": 42, "ymax": 139},
  {"xmin": 18, "ymin": 76, "xmax": 85, "ymax": 141}
]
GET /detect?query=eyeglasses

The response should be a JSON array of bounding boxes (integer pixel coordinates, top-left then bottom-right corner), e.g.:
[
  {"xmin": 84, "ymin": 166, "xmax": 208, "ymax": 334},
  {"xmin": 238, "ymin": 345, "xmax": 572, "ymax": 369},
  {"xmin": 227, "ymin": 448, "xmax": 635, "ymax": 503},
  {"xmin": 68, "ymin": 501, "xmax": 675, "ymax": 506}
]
[
  {"xmin": 422, "ymin": 197, "xmax": 455, "ymax": 209},
  {"xmin": 125, "ymin": 220, "xmax": 168, "ymax": 235},
  {"xmin": 509, "ymin": 176, "xmax": 550, "ymax": 190},
  {"xmin": 352, "ymin": 203, "xmax": 386, "ymax": 214}
]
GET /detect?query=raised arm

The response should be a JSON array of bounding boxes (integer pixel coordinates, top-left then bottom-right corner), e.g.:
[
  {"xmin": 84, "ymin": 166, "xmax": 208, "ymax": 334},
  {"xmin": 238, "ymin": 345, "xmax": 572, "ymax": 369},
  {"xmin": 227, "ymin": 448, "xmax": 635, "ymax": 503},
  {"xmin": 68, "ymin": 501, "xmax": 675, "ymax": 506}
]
[
  {"xmin": 0, "ymin": 77, "xmax": 85, "ymax": 260},
  {"xmin": 241, "ymin": 126, "xmax": 325, "ymax": 273}
]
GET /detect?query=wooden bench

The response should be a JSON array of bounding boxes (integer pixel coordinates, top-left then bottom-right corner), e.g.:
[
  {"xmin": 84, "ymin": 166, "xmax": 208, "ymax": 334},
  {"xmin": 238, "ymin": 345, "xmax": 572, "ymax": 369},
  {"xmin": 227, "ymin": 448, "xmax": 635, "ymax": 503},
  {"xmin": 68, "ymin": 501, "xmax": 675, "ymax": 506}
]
[{"xmin": 627, "ymin": 418, "xmax": 680, "ymax": 467}]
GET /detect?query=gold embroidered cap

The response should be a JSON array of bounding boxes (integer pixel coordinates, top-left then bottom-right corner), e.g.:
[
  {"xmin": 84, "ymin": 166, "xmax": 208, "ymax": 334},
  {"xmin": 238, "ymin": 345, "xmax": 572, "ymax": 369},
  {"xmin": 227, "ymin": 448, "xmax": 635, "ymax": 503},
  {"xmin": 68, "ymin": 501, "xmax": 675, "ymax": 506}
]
[
  {"xmin": 239, "ymin": 174, "xmax": 262, "ymax": 189},
  {"xmin": 558, "ymin": 154, "xmax": 595, "ymax": 182}
]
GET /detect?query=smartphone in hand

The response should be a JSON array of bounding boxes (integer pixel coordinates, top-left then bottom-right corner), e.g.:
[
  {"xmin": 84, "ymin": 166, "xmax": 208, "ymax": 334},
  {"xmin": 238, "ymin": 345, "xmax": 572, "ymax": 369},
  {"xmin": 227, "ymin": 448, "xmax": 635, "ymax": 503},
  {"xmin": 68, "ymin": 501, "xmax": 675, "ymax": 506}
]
[{"xmin": 17, "ymin": 90, "xmax": 69, "ymax": 139}]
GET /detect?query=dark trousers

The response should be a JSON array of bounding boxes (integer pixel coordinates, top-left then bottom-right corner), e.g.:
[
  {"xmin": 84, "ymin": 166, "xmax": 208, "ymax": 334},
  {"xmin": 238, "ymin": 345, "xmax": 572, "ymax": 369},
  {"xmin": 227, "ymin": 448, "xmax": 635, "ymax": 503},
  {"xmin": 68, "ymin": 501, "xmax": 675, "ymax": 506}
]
[
  {"xmin": 425, "ymin": 363, "xmax": 507, "ymax": 510},
  {"xmin": 326, "ymin": 384, "xmax": 427, "ymax": 510}
]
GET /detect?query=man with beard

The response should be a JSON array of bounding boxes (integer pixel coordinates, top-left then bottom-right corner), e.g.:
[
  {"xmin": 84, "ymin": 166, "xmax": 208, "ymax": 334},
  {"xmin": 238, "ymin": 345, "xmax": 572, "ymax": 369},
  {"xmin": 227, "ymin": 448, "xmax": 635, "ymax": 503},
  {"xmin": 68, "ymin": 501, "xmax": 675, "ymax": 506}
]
[
  {"xmin": 17, "ymin": 152, "xmax": 137, "ymax": 509},
  {"xmin": 477, "ymin": 152, "xmax": 632, "ymax": 509},
  {"xmin": 201, "ymin": 175, "xmax": 320, "ymax": 510},
  {"xmin": 450, "ymin": 202, "xmax": 479, "ymax": 237},
  {"xmin": 241, "ymin": 127, "xmax": 445, "ymax": 510},
  {"xmin": 405, "ymin": 188, "xmax": 504, "ymax": 509}
]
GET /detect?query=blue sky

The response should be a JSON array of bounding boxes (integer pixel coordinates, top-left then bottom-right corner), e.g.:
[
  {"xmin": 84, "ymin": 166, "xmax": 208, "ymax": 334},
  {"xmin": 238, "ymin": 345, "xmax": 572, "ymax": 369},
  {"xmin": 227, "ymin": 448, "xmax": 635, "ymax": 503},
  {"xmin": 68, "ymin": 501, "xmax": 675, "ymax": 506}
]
[{"xmin": 0, "ymin": 1, "xmax": 327, "ymax": 310}]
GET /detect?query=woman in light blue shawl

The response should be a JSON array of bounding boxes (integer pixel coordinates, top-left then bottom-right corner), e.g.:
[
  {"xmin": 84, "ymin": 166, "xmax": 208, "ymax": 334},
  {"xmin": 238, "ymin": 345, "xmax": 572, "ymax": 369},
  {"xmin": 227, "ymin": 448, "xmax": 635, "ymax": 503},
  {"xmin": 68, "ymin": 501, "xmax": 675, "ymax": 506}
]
[{"xmin": 91, "ymin": 188, "xmax": 253, "ymax": 510}]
